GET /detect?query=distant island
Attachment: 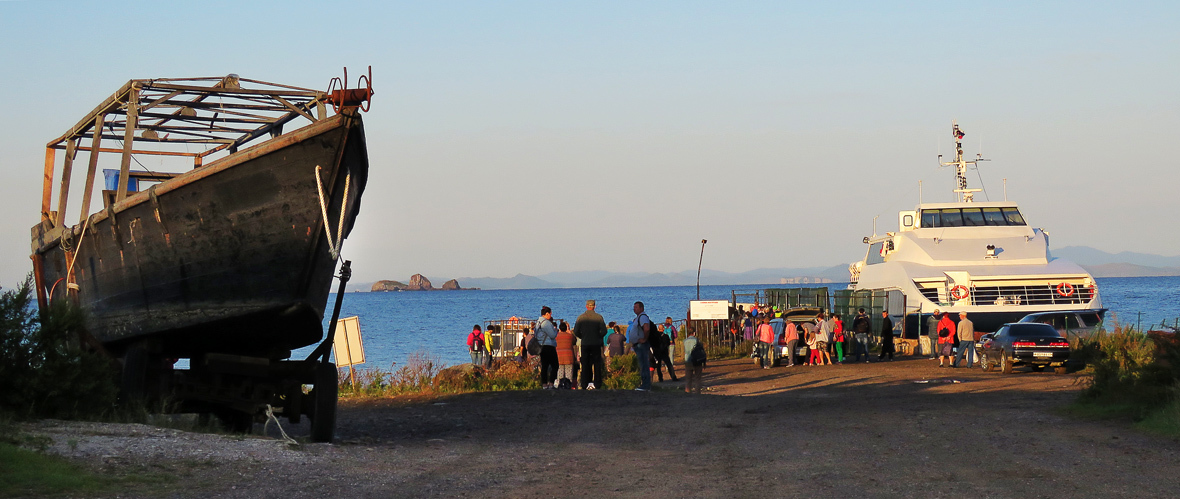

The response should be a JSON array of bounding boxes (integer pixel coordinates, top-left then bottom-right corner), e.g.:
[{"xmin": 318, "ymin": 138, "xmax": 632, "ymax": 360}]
[{"xmin": 370, "ymin": 274, "xmax": 477, "ymax": 292}]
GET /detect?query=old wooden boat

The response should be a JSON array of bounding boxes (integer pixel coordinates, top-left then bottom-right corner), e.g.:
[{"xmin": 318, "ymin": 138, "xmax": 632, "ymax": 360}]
[{"xmin": 30, "ymin": 71, "xmax": 374, "ymax": 441}]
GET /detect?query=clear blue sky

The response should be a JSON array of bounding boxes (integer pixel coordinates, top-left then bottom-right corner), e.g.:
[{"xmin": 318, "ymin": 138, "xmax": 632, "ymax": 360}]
[{"xmin": 1, "ymin": 1, "xmax": 1177, "ymax": 288}]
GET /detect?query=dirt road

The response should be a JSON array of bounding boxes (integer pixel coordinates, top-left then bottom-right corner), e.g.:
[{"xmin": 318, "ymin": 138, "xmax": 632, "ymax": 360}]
[{"xmin": 28, "ymin": 356, "xmax": 1180, "ymax": 498}]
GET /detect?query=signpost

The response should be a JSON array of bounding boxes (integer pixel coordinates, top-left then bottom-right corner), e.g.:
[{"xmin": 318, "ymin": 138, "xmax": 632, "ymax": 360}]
[{"xmin": 332, "ymin": 316, "xmax": 365, "ymax": 386}]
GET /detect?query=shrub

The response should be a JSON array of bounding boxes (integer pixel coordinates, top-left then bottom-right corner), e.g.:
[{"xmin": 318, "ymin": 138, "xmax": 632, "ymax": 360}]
[
  {"xmin": 1077, "ymin": 325, "xmax": 1173, "ymax": 410},
  {"xmin": 0, "ymin": 277, "xmax": 118, "ymax": 420},
  {"xmin": 604, "ymin": 353, "xmax": 639, "ymax": 390}
]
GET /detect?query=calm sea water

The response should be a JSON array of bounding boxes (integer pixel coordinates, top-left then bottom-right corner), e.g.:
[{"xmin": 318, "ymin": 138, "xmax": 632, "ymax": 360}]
[{"xmin": 297, "ymin": 276, "xmax": 1180, "ymax": 370}]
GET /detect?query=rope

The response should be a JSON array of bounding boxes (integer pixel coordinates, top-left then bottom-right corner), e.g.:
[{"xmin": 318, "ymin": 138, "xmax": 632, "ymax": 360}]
[
  {"xmin": 314, "ymin": 165, "xmax": 350, "ymax": 260},
  {"xmin": 264, "ymin": 404, "xmax": 299, "ymax": 446}
]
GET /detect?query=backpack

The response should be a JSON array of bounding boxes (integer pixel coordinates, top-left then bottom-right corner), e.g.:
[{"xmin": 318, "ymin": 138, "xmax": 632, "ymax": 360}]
[
  {"xmin": 557, "ymin": 377, "xmax": 572, "ymax": 389},
  {"xmin": 471, "ymin": 331, "xmax": 484, "ymax": 351},
  {"xmin": 688, "ymin": 342, "xmax": 707, "ymax": 366},
  {"xmin": 526, "ymin": 333, "xmax": 541, "ymax": 356}
]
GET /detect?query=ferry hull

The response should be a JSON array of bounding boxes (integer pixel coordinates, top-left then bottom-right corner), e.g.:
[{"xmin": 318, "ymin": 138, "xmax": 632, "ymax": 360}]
[{"xmin": 32, "ymin": 113, "xmax": 368, "ymax": 358}]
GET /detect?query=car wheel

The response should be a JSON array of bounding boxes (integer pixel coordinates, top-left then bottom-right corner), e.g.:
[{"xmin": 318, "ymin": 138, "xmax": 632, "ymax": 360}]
[
  {"xmin": 981, "ymin": 353, "xmax": 993, "ymax": 372},
  {"xmin": 1000, "ymin": 353, "xmax": 1013, "ymax": 374},
  {"xmin": 1030, "ymin": 365, "xmax": 1045, "ymax": 372},
  {"xmin": 1055, "ymin": 366, "xmax": 1068, "ymax": 375}
]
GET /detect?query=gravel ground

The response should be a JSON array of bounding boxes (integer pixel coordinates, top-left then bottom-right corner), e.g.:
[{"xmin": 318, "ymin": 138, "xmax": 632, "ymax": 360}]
[{"xmin": 20, "ymin": 355, "xmax": 1180, "ymax": 498}]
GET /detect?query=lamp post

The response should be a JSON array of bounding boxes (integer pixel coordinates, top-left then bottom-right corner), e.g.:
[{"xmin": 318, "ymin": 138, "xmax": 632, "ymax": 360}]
[{"xmin": 697, "ymin": 239, "xmax": 707, "ymax": 300}]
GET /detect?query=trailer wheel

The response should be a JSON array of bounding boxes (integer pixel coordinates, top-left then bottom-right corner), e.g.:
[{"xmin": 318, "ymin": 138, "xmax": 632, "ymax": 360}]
[{"xmin": 310, "ymin": 362, "xmax": 338, "ymax": 443}]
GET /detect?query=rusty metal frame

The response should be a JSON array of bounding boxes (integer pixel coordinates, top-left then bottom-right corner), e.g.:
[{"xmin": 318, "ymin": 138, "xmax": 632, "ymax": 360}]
[{"xmin": 42, "ymin": 75, "xmax": 331, "ymax": 226}]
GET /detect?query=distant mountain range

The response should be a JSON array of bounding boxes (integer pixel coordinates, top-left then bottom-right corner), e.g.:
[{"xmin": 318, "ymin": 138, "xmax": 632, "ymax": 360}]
[{"xmin": 346, "ymin": 246, "xmax": 1180, "ymax": 291}]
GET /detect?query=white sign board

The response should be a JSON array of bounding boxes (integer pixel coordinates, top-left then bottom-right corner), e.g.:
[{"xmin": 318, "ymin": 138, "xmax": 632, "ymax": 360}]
[
  {"xmin": 332, "ymin": 316, "xmax": 365, "ymax": 367},
  {"xmin": 690, "ymin": 300, "xmax": 730, "ymax": 320}
]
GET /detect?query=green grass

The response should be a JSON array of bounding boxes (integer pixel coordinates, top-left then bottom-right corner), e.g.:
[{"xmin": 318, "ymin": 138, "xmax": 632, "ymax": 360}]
[{"xmin": 0, "ymin": 442, "xmax": 111, "ymax": 496}]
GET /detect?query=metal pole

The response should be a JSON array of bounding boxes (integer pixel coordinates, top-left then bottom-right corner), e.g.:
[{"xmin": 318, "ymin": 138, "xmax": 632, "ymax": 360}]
[{"xmin": 697, "ymin": 239, "xmax": 707, "ymax": 300}]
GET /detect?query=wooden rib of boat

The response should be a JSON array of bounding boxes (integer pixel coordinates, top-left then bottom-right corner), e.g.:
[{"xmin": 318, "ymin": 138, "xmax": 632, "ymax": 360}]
[{"xmin": 31, "ymin": 73, "xmax": 372, "ymax": 359}]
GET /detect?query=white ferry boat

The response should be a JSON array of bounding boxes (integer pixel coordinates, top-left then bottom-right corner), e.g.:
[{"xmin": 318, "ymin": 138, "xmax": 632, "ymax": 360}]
[{"xmin": 848, "ymin": 122, "xmax": 1104, "ymax": 334}]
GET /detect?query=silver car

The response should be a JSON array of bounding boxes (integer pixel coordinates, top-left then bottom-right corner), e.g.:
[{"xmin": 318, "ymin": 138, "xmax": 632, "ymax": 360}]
[{"xmin": 1016, "ymin": 310, "xmax": 1106, "ymax": 342}]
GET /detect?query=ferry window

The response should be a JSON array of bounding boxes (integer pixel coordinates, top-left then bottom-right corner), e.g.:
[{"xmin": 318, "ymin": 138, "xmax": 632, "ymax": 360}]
[
  {"xmin": 1079, "ymin": 313, "xmax": 1101, "ymax": 326},
  {"xmin": 961, "ymin": 208, "xmax": 985, "ymax": 226},
  {"xmin": 921, "ymin": 210, "xmax": 939, "ymax": 228},
  {"xmin": 903, "ymin": 214, "xmax": 914, "ymax": 227},
  {"xmin": 866, "ymin": 242, "xmax": 885, "ymax": 265},
  {"xmin": 1002, "ymin": 208, "xmax": 1026, "ymax": 225},
  {"xmin": 939, "ymin": 209, "xmax": 964, "ymax": 227},
  {"xmin": 982, "ymin": 208, "xmax": 1006, "ymax": 226}
]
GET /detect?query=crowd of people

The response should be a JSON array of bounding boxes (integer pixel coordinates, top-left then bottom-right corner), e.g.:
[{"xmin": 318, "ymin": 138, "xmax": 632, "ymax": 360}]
[
  {"xmin": 465, "ymin": 302, "xmax": 983, "ymax": 394},
  {"xmin": 464, "ymin": 300, "xmax": 707, "ymax": 393}
]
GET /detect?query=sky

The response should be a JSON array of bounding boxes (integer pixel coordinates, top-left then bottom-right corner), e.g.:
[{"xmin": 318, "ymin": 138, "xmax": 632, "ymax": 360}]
[{"xmin": 1, "ymin": 1, "xmax": 1178, "ymax": 289}]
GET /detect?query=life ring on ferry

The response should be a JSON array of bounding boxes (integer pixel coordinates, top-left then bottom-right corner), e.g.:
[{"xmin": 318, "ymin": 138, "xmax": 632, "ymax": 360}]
[
  {"xmin": 1056, "ymin": 282, "xmax": 1075, "ymax": 298},
  {"xmin": 949, "ymin": 285, "xmax": 970, "ymax": 301}
]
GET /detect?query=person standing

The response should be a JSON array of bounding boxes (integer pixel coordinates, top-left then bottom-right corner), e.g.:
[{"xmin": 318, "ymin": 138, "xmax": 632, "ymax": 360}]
[
  {"xmin": 878, "ymin": 311, "xmax": 895, "ymax": 361},
  {"xmin": 573, "ymin": 300, "xmax": 608, "ymax": 390},
  {"xmin": 926, "ymin": 309, "xmax": 941, "ymax": 359},
  {"xmin": 555, "ymin": 321, "xmax": 577, "ymax": 388},
  {"xmin": 467, "ymin": 325, "xmax": 485, "ymax": 366},
  {"xmin": 483, "ymin": 326, "xmax": 495, "ymax": 368},
  {"xmin": 755, "ymin": 317, "xmax": 775, "ymax": 369},
  {"xmin": 832, "ymin": 313, "xmax": 846, "ymax": 363},
  {"xmin": 852, "ymin": 308, "xmax": 871, "ymax": 363},
  {"xmin": 606, "ymin": 324, "xmax": 628, "ymax": 358},
  {"xmin": 536, "ymin": 306, "xmax": 559, "ymax": 388},
  {"xmin": 937, "ymin": 312, "xmax": 957, "ymax": 367},
  {"xmin": 953, "ymin": 312, "xmax": 976, "ymax": 368},
  {"xmin": 817, "ymin": 314, "xmax": 834, "ymax": 366},
  {"xmin": 682, "ymin": 327, "xmax": 705, "ymax": 394},
  {"xmin": 650, "ymin": 325, "xmax": 677, "ymax": 382},
  {"xmin": 782, "ymin": 320, "xmax": 799, "ymax": 367},
  {"xmin": 805, "ymin": 322, "xmax": 821, "ymax": 366},
  {"xmin": 769, "ymin": 313, "xmax": 786, "ymax": 367},
  {"xmin": 628, "ymin": 301, "xmax": 654, "ymax": 391}
]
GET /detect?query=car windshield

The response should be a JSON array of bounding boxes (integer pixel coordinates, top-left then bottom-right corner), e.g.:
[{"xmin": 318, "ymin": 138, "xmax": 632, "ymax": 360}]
[{"xmin": 1007, "ymin": 323, "xmax": 1062, "ymax": 337}]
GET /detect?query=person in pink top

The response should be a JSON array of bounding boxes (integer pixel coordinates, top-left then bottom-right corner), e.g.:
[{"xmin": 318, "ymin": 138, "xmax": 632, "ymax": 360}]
[
  {"xmin": 781, "ymin": 320, "xmax": 800, "ymax": 367},
  {"xmin": 756, "ymin": 317, "xmax": 775, "ymax": 369}
]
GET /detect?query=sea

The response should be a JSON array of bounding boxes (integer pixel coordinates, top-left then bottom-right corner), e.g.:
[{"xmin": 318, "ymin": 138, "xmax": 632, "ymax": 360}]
[{"xmin": 295, "ymin": 276, "xmax": 1180, "ymax": 370}]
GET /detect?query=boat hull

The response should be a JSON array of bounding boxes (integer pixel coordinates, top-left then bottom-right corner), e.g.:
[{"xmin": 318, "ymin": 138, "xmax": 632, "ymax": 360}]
[{"xmin": 33, "ymin": 113, "xmax": 368, "ymax": 358}]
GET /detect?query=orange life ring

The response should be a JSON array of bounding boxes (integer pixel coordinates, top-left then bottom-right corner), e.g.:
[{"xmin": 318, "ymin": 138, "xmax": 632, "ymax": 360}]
[
  {"xmin": 1056, "ymin": 282, "xmax": 1075, "ymax": 297},
  {"xmin": 949, "ymin": 285, "xmax": 969, "ymax": 301}
]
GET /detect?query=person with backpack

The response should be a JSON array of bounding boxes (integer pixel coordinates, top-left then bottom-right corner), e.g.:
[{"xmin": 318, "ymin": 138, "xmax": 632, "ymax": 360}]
[
  {"xmin": 651, "ymin": 324, "xmax": 678, "ymax": 382},
  {"xmin": 555, "ymin": 321, "xmax": 577, "ymax": 389},
  {"xmin": 535, "ymin": 306, "xmax": 559, "ymax": 388},
  {"xmin": 467, "ymin": 325, "xmax": 485, "ymax": 366},
  {"xmin": 628, "ymin": 301, "xmax": 654, "ymax": 391},
  {"xmin": 852, "ymin": 308, "xmax": 872, "ymax": 363},
  {"xmin": 572, "ymin": 300, "xmax": 608, "ymax": 390},
  {"xmin": 683, "ymin": 327, "xmax": 706, "ymax": 394}
]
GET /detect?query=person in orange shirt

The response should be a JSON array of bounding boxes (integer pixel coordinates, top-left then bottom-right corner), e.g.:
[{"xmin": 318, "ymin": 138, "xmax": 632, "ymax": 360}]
[
  {"xmin": 756, "ymin": 316, "xmax": 775, "ymax": 369},
  {"xmin": 554, "ymin": 322, "xmax": 577, "ymax": 388},
  {"xmin": 936, "ymin": 312, "xmax": 957, "ymax": 367}
]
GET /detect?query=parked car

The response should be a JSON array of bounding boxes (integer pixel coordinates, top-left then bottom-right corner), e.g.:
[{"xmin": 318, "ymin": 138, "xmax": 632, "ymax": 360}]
[
  {"xmin": 978, "ymin": 323, "xmax": 1071, "ymax": 374},
  {"xmin": 1016, "ymin": 310, "xmax": 1106, "ymax": 342},
  {"xmin": 772, "ymin": 307, "xmax": 824, "ymax": 366}
]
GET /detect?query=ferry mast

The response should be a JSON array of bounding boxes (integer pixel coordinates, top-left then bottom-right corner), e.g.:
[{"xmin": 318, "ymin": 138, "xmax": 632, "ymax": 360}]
[{"xmin": 938, "ymin": 121, "xmax": 987, "ymax": 202}]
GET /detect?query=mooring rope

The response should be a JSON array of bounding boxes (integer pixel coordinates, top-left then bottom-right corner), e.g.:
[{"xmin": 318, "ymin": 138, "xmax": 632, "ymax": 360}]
[
  {"xmin": 314, "ymin": 165, "xmax": 351, "ymax": 260},
  {"xmin": 264, "ymin": 404, "xmax": 299, "ymax": 446}
]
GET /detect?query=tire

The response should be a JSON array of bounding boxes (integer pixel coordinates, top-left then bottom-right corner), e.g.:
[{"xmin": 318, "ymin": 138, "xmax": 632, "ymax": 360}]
[
  {"xmin": 310, "ymin": 362, "xmax": 338, "ymax": 443},
  {"xmin": 119, "ymin": 343, "xmax": 149, "ymax": 405},
  {"xmin": 981, "ymin": 353, "xmax": 993, "ymax": 372},
  {"xmin": 1055, "ymin": 366, "xmax": 1068, "ymax": 375},
  {"xmin": 1000, "ymin": 352, "xmax": 1013, "ymax": 374}
]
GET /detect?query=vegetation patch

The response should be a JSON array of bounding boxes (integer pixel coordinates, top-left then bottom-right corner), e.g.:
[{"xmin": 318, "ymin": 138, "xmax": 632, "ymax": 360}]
[
  {"xmin": 0, "ymin": 277, "xmax": 118, "ymax": 421},
  {"xmin": 1069, "ymin": 325, "xmax": 1180, "ymax": 437}
]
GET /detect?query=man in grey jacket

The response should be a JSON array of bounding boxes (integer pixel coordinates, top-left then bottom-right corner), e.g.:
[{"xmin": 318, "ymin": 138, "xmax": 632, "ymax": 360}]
[
  {"xmin": 926, "ymin": 309, "xmax": 941, "ymax": 358},
  {"xmin": 952, "ymin": 312, "xmax": 976, "ymax": 368},
  {"xmin": 536, "ymin": 306, "xmax": 559, "ymax": 388}
]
